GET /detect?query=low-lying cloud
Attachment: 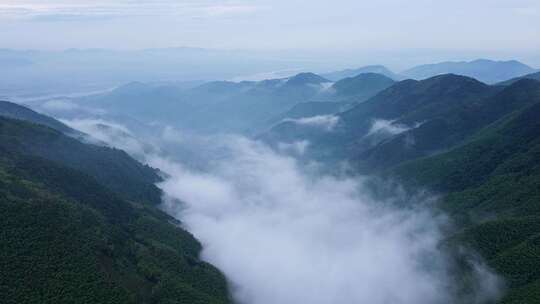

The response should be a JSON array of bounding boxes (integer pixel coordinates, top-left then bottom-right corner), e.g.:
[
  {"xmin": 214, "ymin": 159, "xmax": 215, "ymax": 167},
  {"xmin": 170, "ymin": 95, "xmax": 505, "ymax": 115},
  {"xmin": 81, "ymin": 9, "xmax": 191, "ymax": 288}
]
[
  {"xmin": 277, "ymin": 140, "xmax": 310, "ymax": 155},
  {"xmin": 284, "ymin": 115, "xmax": 339, "ymax": 131},
  {"xmin": 41, "ymin": 99, "xmax": 106, "ymax": 115},
  {"xmin": 66, "ymin": 119, "xmax": 503, "ymax": 304},
  {"xmin": 367, "ymin": 119, "xmax": 413, "ymax": 136},
  {"xmin": 61, "ymin": 118, "xmax": 154, "ymax": 159}
]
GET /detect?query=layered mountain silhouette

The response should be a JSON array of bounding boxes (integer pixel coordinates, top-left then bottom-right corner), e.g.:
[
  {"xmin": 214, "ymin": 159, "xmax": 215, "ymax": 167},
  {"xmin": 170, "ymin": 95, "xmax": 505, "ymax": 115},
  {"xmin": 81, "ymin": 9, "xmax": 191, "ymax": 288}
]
[
  {"xmin": 402, "ymin": 59, "xmax": 536, "ymax": 84},
  {"xmin": 263, "ymin": 74, "xmax": 499, "ymax": 158},
  {"xmin": 322, "ymin": 65, "xmax": 401, "ymax": 81},
  {"xmin": 77, "ymin": 72, "xmax": 394, "ymax": 134}
]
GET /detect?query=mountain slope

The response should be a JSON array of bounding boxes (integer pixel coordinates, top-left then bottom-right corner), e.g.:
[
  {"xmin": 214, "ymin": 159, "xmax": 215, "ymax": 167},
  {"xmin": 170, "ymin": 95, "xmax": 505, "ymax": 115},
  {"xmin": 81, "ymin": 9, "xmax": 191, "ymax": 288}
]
[
  {"xmin": 0, "ymin": 116, "xmax": 231, "ymax": 304},
  {"xmin": 394, "ymin": 100, "xmax": 540, "ymax": 304},
  {"xmin": 340, "ymin": 74, "xmax": 494, "ymax": 130},
  {"xmin": 264, "ymin": 73, "xmax": 396, "ymax": 127},
  {"xmin": 262, "ymin": 74, "xmax": 499, "ymax": 160},
  {"xmin": 355, "ymin": 79, "xmax": 540, "ymax": 170},
  {"xmin": 403, "ymin": 59, "xmax": 536, "ymax": 84},
  {"xmin": 0, "ymin": 100, "xmax": 160, "ymax": 204},
  {"xmin": 331, "ymin": 73, "xmax": 395, "ymax": 101},
  {"xmin": 0, "ymin": 116, "xmax": 163, "ymax": 205}
]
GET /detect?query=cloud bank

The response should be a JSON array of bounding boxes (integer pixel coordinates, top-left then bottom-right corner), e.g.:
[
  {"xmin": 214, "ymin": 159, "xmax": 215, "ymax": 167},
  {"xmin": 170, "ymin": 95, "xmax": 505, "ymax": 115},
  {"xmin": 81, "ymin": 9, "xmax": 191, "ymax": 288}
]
[{"xmin": 65, "ymin": 119, "xmax": 503, "ymax": 304}]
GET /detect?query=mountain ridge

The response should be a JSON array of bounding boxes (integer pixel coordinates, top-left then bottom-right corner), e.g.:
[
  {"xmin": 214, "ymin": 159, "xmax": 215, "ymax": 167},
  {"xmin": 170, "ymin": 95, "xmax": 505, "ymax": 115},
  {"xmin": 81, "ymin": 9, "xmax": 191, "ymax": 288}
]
[
  {"xmin": 322, "ymin": 65, "xmax": 401, "ymax": 81},
  {"xmin": 402, "ymin": 59, "xmax": 536, "ymax": 84}
]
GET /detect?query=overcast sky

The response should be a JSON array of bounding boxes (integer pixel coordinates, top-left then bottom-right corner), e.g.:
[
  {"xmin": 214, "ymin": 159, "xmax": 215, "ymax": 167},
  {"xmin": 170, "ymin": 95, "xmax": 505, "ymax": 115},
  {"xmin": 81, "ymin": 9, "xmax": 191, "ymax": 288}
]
[{"xmin": 1, "ymin": 0, "xmax": 539, "ymax": 65}]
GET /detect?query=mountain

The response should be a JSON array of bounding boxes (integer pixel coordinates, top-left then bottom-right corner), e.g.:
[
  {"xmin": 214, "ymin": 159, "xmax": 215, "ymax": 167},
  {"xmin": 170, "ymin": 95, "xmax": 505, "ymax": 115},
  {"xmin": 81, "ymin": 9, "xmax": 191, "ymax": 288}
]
[
  {"xmin": 265, "ymin": 75, "xmax": 540, "ymax": 303},
  {"xmin": 0, "ymin": 112, "xmax": 163, "ymax": 206},
  {"xmin": 393, "ymin": 96, "xmax": 540, "ymax": 304},
  {"xmin": 73, "ymin": 71, "xmax": 398, "ymax": 136},
  {"xmin": 331, "ymin": 73, "xmax": 396, "ymax": 100},
  {"xmin": 354, "ymin": 78, "xmax": 540, "ymax": 170},
  {"xmin": 262, "ymin": 74, "xmax": 500, "ymax": 160},
  {"xmin": 322, "ymin": 65, "xmax": 401, "ymax": 81},
  {"xmin": 0, "ymin": 100, "xmax": 163, "ymax": 205},
  {"xmin": 266, "ymin": 101, "xmax": 351, "ymax": 127},
  {"xmin": 73, "ymin": 73, "xmax": 330, "ymax": 134},
  {"xmin": 0, "ymin": 115, "xmax": 231, "ymax": 303},
  {"xmin": 499, "ymin": 71, "xmax": 540, "ymax": 85},
  {"xmin": 285, "ymin": 72, "xmax": 330, "ymax": 85},
  {"xmin": 402, "ymin": 59, "xmax": 536, "ymax": 84},
  {"xmin": 264, "ymin": 75, "xmax": 540, "ymax": 303}
]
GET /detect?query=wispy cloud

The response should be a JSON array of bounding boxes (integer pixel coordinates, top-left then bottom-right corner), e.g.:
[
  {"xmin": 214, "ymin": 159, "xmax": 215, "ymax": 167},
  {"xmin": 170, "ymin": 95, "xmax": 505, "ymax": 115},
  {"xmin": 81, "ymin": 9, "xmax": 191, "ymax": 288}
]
[
  {"xmin": 0, "ymin": 1, "xmax": 266, "ymax": 22},
  {"xmin": 283, "ymin": 115, "xmax": 340, "ymax": 131}
]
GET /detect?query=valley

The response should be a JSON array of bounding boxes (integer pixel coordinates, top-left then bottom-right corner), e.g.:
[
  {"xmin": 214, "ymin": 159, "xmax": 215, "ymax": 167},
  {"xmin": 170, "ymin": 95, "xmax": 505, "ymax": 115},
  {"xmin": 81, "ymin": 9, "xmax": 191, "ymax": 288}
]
[{"xmin": 2, "ymin": 61, "xmax": 540, "ymax": 303}]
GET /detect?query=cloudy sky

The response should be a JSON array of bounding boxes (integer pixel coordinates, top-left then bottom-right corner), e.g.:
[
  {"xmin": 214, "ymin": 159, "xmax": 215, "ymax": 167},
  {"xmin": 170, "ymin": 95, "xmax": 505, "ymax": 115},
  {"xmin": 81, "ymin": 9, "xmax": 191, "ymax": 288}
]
[{"xmin": 1, "ymin": 0, "xmax": 539, "ymax": 53}]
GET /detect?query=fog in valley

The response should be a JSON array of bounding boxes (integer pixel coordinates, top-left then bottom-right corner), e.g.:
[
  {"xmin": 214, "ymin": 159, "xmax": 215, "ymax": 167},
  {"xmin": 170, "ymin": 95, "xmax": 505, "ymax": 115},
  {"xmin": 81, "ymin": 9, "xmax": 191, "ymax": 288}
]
[
  {"xmin": 3, "ymin": 1, "xmax": 539, "ymax": 302},
  {"xmin": 47, "ymin": 105, "xmax": 502, "ymax": 304}
]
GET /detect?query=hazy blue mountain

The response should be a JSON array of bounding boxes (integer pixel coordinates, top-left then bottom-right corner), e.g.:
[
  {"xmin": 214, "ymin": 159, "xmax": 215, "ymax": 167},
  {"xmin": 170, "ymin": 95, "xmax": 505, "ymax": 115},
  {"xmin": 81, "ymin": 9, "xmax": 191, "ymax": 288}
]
[
  {"xmin": 272, "ymin": 101, "xmax": 350, "ymax": 120},
  {"xmin": 402, "ymin": 59, "xmax": 536, "ymax": 84},
  {"xmin": 0, "ymin": 48, "xmax": 329, "ymax": 97},
  {"xmin": 322, "ymin": 65, "xmax": 401, "ymax": 81},
  {"xmin": 264, "ymin": 73, "xmax": 396, "ymax": 127},
  {"xmin": 74, "ymin": 73, "xmax": 337, "ymax": 134},
  {"xmin": 75, "ymin": 71, "xmax": 399, "ymax": 136},
  {"xmin": 285, "ymin": 72, "xmax": 331, "ymax": 85},
  {"xmin": 331, "ymin": 73, "xmax": 396, "ymax": 100},
  {"xmin": 262, "ymin": 74, "xmax": 499, "ymax": 160}
]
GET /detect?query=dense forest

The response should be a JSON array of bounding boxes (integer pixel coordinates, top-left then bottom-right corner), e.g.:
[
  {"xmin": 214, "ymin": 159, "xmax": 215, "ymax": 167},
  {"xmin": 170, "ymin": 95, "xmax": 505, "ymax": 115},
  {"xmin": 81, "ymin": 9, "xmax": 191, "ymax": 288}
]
[
  {"xmin": 1, "ymin": 69, "xmax": 540, "ymax": 303},
  {"xmin": 0, "ymin": 116, "xmax": 231, "ymax": 304}
]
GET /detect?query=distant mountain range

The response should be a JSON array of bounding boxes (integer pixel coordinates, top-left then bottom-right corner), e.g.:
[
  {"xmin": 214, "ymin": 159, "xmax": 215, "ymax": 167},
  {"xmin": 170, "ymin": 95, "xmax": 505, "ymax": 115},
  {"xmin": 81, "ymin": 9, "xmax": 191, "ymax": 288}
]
[
  {"xmin": 71, "ymin": 72, "xmax": 395, "ymax": 135},
  {"xmin": 0, "ymin": 48, "xmax": 334, "ymax": 97},
  {"xmin": 402, "ymin": 59, "xmax": 537, "ymax": 84}
]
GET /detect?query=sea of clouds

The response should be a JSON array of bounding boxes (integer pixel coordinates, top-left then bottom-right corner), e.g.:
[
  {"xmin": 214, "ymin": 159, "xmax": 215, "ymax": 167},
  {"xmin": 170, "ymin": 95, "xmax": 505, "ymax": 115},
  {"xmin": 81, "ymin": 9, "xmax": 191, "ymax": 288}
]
[{"xmin": 62, "ymin": 118, "xmax": 503, "ymax": 304}]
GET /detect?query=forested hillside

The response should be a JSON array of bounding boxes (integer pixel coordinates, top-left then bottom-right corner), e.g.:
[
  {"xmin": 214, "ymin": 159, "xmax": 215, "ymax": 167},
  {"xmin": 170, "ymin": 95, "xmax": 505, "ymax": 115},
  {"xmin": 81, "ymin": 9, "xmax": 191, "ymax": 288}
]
[
  {"xmin": 0, "ymin": 116, "xmax": 231, "ymax": 304},
  {"xmin": 394, "ymin": 98, "xmax": 540, "ymax": 303},
  {"xmin": 262, "ymin": 74, "xmax": 540, "ymax": 303}
]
